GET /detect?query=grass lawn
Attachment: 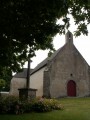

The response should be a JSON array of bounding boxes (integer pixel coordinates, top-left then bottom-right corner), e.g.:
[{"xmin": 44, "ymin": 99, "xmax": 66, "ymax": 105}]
[{"xmin": 0, "ymin": 97, "xmax": 90, "ymax": 120}]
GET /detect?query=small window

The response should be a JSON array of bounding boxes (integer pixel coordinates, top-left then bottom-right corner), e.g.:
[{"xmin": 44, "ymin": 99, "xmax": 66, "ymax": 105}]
[{"xmin": 70, "ymin": 74, "xmax": 73, "ymax": 76}]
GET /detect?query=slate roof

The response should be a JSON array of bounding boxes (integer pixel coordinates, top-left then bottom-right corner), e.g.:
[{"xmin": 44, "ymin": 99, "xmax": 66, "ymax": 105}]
[
  {"xmin": 14, "ymin": 68, "xmax": 33, "ymax": 78},
  {"xmin": 30, "ymin": 58, "xmax": 48, "ymax": 75},
  {"xmin": 13, "ymin": 45, "xmax": 65, "ymax": 77},
  {"xmin": 31, "ymin": 45, "xmax": 65, "ymax": 75}
]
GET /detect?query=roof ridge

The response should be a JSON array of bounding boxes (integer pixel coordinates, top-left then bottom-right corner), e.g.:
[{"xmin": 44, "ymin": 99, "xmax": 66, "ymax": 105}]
[{"xmin": 30, "ymin": 45, "xmax": 65, "ymax": 75}]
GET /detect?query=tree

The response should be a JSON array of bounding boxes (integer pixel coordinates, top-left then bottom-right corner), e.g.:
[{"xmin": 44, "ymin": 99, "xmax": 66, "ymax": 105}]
[
  {"xmin": 0, "ymin": 79, "xmax": 6, "ymax": 91},
  {"xmin": 0, "ymin": 67, "xmax": 12, "ymax": 91},
  {"xmin": 0, "ymin": 0, "xmax": 90, "ymax": 74}
]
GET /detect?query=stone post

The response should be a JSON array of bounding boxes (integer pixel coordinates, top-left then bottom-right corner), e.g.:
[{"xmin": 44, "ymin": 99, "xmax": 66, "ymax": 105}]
[
  {"xmin": 26, "ymin": 59, "xmax": 31, "ymax": 88},
  {"xmin": 18, "ymin": 58, "xmax": 37, "ymax": 101}
]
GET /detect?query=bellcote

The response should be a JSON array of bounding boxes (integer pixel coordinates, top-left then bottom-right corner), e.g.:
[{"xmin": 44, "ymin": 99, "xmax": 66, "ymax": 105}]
[{"xmin": 65, "ymin": 31, "xmax": 73, "ymax": 44}]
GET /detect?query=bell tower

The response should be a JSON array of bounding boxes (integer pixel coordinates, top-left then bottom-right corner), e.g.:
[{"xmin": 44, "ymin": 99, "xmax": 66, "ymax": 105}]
[{"xmin": 65, "ymin": 31, "xmax": 73, "ymax": 44}]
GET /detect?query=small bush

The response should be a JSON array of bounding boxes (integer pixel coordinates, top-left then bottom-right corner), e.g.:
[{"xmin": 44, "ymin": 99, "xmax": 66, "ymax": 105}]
[
  {"xmin": 0, "ymin": 96, "xmax": 63, "ymax": 114},
  {"xmin": 0, "ymin": 96, "xmax": 23, "ymax": 114},
  {"xmin": 48, "ymin": 99, "xmax": 63, "ymax": 110},
  {"xmin": 32, "ymin": 101, "xmax": 51, "ymax": 112},
  {"xmin": 23, "ymin": 101, "xmax": 33, "ymax": 113},
  {"xmin": 31, "ymin": 98, "xmax": 63, "ymax": 112}
]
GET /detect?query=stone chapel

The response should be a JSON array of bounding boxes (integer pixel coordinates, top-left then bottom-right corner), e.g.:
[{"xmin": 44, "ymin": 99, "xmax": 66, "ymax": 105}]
[{"xmin": 10, "ymin": 31, "xmax": 90, "ymax": 98}]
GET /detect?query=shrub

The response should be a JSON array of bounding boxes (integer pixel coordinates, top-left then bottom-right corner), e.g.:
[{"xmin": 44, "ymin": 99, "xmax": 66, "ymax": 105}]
[
  {"xmin": 23, "ymin": 101, "xmax": 33, "ymax": 113},
  {"xmin": 0, "ymin": 96, "xmax": 63, "ymax": 114},
  {"xmin": 32, "ymin": 100, "xmax": 51, "ymax": 112},
  {"xmin": 31, "ymin": 98, "xmax": 63, "ymax": 112},
  {"xmin": 0, "ymin": 95, "xmax": 24, "ymax": 114},
  {"xmin": 48, "ymin": 99, "xmax": 63, "ymax": 110},
  {"xmin": 0, "ymin": 97, "xmax": 6, "ymax": 114}
]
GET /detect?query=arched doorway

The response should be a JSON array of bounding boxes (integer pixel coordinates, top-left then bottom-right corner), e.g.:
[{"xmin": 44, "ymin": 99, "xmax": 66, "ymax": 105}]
[{"xmin": 67, "ymin": 80, "xmax": 76, "ymax": 96}]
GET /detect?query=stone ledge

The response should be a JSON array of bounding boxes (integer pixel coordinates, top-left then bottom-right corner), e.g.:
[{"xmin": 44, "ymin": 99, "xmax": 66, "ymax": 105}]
[{"xmin": 18, "ymin": 88, "xmax": 37, "ymax": 100}]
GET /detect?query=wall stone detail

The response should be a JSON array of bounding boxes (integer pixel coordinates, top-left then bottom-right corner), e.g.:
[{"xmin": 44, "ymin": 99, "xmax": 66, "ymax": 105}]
[{"xmin": 43, "ymin": 70, "xmax": 50, "ymax": 98}]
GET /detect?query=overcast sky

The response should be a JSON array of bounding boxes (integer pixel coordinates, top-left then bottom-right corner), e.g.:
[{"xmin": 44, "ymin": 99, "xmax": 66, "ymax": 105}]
[
  {"xmin": 24, "ymin": 31, "xmax": 90, "ymax": 68},
  {"xmin": 24, "ymin": 18, "xmax": 90, "ymax": 68}
]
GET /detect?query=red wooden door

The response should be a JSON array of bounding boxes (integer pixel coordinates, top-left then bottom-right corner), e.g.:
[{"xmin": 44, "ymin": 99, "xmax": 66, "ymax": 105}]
[{"xmin": 67, "ymin": 80, "xmax": 76, "ymax": 96}]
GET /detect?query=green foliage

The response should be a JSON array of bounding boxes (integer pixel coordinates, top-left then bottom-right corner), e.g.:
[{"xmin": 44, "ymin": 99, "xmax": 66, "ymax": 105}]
[
  {"xmin": 0, "ymin": 0, "xmax": 90, "ymax": 73},
  {"xmin": 0, "ymin": 96, "xmax": 63, "ymax": 114},
  {"xmin": 22, "ymin": 102, "xmax": 33, "ymax": 113},
  {"xmin": 0, "ymin": 79, "xmax": 6, "ymax": 91},
  {"xmin": 0, "ymin": 67, "xmax": 12, "ymax": 91},
  {"xmin": 32, "ymin": 98, "xmax": 63, "ymax": 112},
  {"xmin": 0, "ymin": 96, "xmax": 19, "ymax": 114},
  {"xmin": 48, "ymin": 49, "xmax": 56, "ymax": 57},
  {"xmin": 32, "ymin": 99, "xmax": 51, "ymax": 112}
]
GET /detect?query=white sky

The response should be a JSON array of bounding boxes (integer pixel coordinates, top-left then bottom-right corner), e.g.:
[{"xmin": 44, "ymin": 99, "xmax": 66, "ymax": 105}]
[{"xmin": 24, "ymin": 18, "xmax": 90, "ymax": 68}]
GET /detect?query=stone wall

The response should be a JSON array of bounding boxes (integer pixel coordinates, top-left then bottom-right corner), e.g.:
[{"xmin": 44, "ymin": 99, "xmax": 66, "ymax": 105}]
[
  {"xmin": 9, "ymin": 78, "xmax": 26, "ymax": 96},
  {"xmin": 49, "ymin": 42, "xmax": 90, "ymax": 98},
  {"xmin": 43, "ymin": 70, "xmax": 50, "ymax": 98},
  {"xmin": 30, "ymin": 67, "xmax": 46, "ymax": 97}
]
